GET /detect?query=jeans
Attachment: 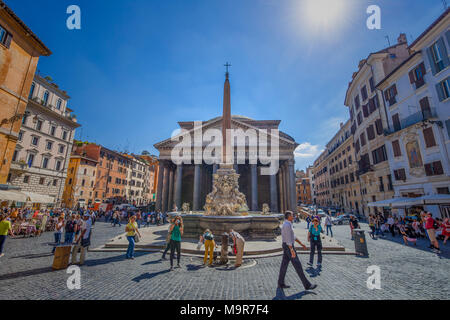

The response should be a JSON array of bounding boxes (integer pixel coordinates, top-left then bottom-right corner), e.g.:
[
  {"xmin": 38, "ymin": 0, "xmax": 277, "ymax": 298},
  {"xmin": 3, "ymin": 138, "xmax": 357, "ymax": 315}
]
[
  {"xmin": 306, "ymin": 222, "xmax": 310, "ymax": 229},
  {"xmin": 170, "ymin": 239, "xmax": 181, "ymax": 267},
  {"xmin": 0, "ymin": 235, "xmax": 6, "ymax": 254},
  {"xmin": 326, "ymin": 225, "xmax": 333, "ymax": 237},
  {"xmin": 52, "ymin": 232, "xmax": 62, "ymax": 253},
  {"xmin": 278, "ymin": 243, "xmax": 312, "ymax": 289},
  {"xmin": 113, "ymin": 218, "xmax": 121, "ymax": 227},
  {"xmin": 126, "ymin": 236, "xmax": 135, "ymax": 258},
  {"xmin": 204, "ymin": 240, "xmax": 215, "ymax": 265},
  {"xmin": 64, "ymin": 232, "xmax": 74, "ymax": 244},
  {"xmin": 309, "ymin": 239, "xmax": 322, "ymax": 265}
]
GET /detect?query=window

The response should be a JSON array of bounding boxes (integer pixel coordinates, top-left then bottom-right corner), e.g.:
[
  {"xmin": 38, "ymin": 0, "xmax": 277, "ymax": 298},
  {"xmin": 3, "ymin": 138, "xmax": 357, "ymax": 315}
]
[
  {"xmin": 392, "ymin": 140, "xmax": 401, "ymax": 157},
  {"xmin": 12, "ymin": 150, "xmax": 18, "ymax": 162},
  {"xmin": 384, "ymin": 84, "xmax": 398, "ymax": 106},
  {"xmin": 50, "ymin": 126, "xmax": 56, "ymax": 136},
  {"xmin": 424, "ymin": 161, "xmax": 444, "ymax": 176},
  {"xmin": 394, "ymin": 168, "xmax": 406, "ymax": 181},
  {"xmin": 427, "ymin": 38, "xmax": 449, "ymax": 74},
  {"xmin": 423, "ymin": 127, "xmax": 436, "ymax": 148},
  {"xmin": 0, "ymin": 24, "xmax": 12, "ymax": 48},
  {"xmin": 23, "ymin": 175, "xmax": 30, "ymax": 184},
  {"xmin": 46, "ymin": 141, "xmax": 53, "ymax": 150},
  {"xmin": 360, "ymin": 132, "xmax": 366, "ymax": 147},
  {"xmin": 437, "ymin": 187, "xmax": 450, "ymax": 195},
  {"xmin": 409, "ymin": 62, "xmax": 426, "ymax": 89},
  {"xmin": 372, "ymin": 145, "xmax": 388, "ymax": 165},
  {"xmin": 29, "ymin": 82, "xmax": 35, "ymax": 99},
  {"xmin": 68, "ymin": 178, "xmax": 72, "ymax": 185},
  {"xmin": 367, "ymin": 125, "xmax": 375, "ymax": 141},
  {"xmin": 27, "ymin": 154, "xmax": 35, "ymax": 167},
  {"xmin": 43, "ymin": 91, "xmax": 49, "ymax": 106},
  {"xmin": 18, "ymin": 131, "xmax": 23, "ymax": 141},
  {"xmin": 42, "ymin": 157, "xmax": 49, "ymax": 169},
  {"xmin": 375, "ymin": 119, "xmax": 383, "ymax": 135},
  {"xmin": 36, "ymin": 120, "xmax": 43, "ymax": 131},
  {"xmin": 392, "ymin": 113, "xmax": 401, "ymax": 131},
  {"xmin": 31, "ymin": 136, "xmax": 39, "ymax": 146},
  {"xmin": 62, "ymin": 131, "xmax": 68, "ymax": 140},
  {"xmin": 362, "ymin": 104, "xmax": 369, "ymax": 118},
  {"xmin": 387, "ymin": 174, "xmax": 393, "ymax": 190},
  {"xmin": 53, "ymin": 179, "xmax": 58, "ymax": 187},
  {"xmin": 379, "ymin": 176, "xmax": 384, "ymax": 192},
  {"xmin": 22, "ymin": 115, "xmax": 27, "ymax": 125},
  {"xmin": 354, "ymin": 95, "xmax": 360, "ymax": 109},
  {"xmin": 357, "ymin": 112, "xmax": 363, "ymax": 126},
  {"xmin": 82, "ymin": 179, "xmax": 85, "ymax": 187},
  {"xmin": 58, "ymin": 145, "xmax": 65, "ymax": 154},
  {"xmin": 56, "ymin": 99, "xmax": 62, "ymax": 110},
  {"xmin": 369, "ymin": 77, "xmax": 375, "ymax": 92},
  {"xmin": 419, "ymin": 97, "xmax": 432, "ymax": 119},
  {"xmin": 361, "ymin": 86, "xmax": 368, "ymax": 101},
  {"xmin": 39, "ymin": 177, "xmax": 45, "ymax": 185},
  {"xmin": 436, "ymin": 78, "xmax": 450, "ymax": 101},
  {"xmin": 55, "ymin": 160, "xmax": 62, "ymax": 171}
]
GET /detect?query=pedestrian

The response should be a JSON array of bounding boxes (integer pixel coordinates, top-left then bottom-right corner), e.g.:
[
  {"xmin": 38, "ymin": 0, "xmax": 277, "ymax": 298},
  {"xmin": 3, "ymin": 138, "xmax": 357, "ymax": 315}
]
[
  {"xmin": 229, "ymin": 229, "xmax": 245, "ymax": 268},
  {"xmin": 113, "ymin": 210, "xmax": 121, "ymax": 227},
  {"xmin": 0, "ymin": 214, "xmax": 14, "ymax": 258},
  {"xmin": 71, "ymin": 213, "xmax": 92, "ymax": 266},
  {"xmin": 324, "ymin": 214, "xmax": 333, "ymax": 237},
  {"xmin": 422, "ymin": 212, "xmax": 440, "ymax": 253},
  {"xmin": 200, "ymin": 229, "xmax": 216, "ymax": 266},
  {"xmin": 136, "ymin": 210, "xmax": 142, "ymax": 229},
  {"xmin": 64, "ymin": 213, "xmax": 76, "ymax": 244},
  {"xmin": 306, "ymin": 215, "xmax": 311, "ymax": 230},
  {"xmin": 368, "ymin": 215, "xmax": 376, "ymax": 239},
  {"xmin": 161, "ymin": 218, "xmax": 174, "ymax": 260},
  {"xmin": 52, "ymin": 216, "xmax": 65, "ymax": 254},
  {"xmin": 145, "ymin": 212, "xmax": 151, "ymax": 227},
  {"xmin": 278, "ymin": 211, "xmax": 317, "ymax": 291},
  {"xmin": 308, "ymin": 217, "xmax": 323, "ymax": 267},
  {"xmin": 125, "ymin": 215, "xmax": 141, "ymax": 260},
  {"xmin": 168, "ymin": 215, "xmax": 183, "ymax": 270},
  {"xmin": 400, "ymin": 225, "xmax": 417, "ymax": 246},
  {"xmin": 387, "ymin": 215, "xmax": 395, "ymax": 237},
  {"xmin": 349, "ymin": 215, "xmax": 359, "ymax": 240},
  {"xmin": 442, "ymin": 218, "xmax": 450, "ymax": 245}
]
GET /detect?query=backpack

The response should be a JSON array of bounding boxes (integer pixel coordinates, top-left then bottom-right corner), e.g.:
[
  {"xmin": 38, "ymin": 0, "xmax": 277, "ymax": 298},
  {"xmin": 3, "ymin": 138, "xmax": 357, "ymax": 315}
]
[
  {"xmin": 204, "ymin": 232, "xmax": 214, "ymax": 241},
  {"xmin": 433, "ymin": 220, "xmax": 439, "ymax": 230},
  {"xmin": 65, "ymin": 220, "xmax": 75, "ymax": 233}
]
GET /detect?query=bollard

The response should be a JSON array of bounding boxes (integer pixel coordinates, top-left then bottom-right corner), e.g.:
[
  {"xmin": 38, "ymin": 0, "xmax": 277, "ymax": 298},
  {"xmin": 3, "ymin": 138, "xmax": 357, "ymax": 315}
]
[{"xmin": 353, "ymin": 229, "xmax": 369, "ymax": 257}]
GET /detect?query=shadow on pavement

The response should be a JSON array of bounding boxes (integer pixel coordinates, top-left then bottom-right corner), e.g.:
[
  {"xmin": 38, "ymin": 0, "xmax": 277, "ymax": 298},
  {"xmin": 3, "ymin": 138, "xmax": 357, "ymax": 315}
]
[
  {"xmin": 305, "ymin": 266, "xmax": 322, "ymax": 277},
  {"xmin": 0, "ymin": 267, "xmax": 54, "ymax": 281},
  {"xmin": 272, "ymin": 287, "xmax": 317, "ymax": 300},
  {"xmin": 132, "ymin": 270, "xmax": 170, "ymax": 282},
  {"xmin": 9, "ymin": 253, "xmax": 54, "ymax": 259}
]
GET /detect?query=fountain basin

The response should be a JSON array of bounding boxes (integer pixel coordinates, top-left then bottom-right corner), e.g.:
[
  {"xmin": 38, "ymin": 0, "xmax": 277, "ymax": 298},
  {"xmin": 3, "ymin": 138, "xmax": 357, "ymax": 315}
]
[{"xmin": 168, "ymin": 212, "xmax": 283, "ymax": 240}]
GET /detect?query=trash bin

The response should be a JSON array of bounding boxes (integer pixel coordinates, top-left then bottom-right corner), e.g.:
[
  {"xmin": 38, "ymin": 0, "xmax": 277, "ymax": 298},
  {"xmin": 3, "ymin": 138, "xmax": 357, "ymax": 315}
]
[
  {"xmin": 353, "ymin": 229, "xmax": 368, "ymax": 257},
  {"xmin": 52, "ymin": 245, "xmax": 72, "ymax": 270}
]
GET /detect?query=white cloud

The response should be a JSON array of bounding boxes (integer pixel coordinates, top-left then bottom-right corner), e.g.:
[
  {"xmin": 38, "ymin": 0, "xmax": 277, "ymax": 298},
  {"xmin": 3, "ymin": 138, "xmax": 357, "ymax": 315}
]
[{"xmin": 294, "ymin": 142, "xmax": 324, "ymax": 159}]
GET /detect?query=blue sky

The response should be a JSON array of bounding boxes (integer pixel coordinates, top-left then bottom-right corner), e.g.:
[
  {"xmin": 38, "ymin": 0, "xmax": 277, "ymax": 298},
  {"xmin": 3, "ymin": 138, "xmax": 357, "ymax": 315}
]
[{"xmin": 7, "ymin": 0, "xmax": 445, "ymax": 170}]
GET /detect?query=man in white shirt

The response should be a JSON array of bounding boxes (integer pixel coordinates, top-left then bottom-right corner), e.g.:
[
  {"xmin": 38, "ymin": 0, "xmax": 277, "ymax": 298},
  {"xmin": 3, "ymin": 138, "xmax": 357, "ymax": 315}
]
[
  {"xmin": 71, "ymin": 214, "xmax": 92, "ymax": 266},
  {"xmin": 278, "ymin": 211, "xmax": 317, "ymax": 291}
]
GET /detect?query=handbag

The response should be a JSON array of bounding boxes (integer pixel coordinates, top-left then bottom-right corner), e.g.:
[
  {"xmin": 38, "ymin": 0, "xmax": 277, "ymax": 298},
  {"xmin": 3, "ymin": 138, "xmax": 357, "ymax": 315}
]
[{"xmin": 134, "ymin": 233, "xmax": 140, "ymax": 243}]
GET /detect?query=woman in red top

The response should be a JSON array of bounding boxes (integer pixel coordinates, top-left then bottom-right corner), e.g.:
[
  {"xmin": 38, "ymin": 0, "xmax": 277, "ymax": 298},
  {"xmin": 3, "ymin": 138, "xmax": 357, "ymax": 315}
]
[
  {"xmin": 442, "ymin": 218, "xmax": 450, "ymax": 245},
  {"xmin": 422, "ymin": 212, "xmax": 440, "ymax": 253}
]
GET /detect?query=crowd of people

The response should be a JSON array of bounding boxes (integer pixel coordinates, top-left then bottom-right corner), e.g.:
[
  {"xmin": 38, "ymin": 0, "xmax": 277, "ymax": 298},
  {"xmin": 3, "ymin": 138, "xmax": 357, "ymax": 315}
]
[{"xmin": 366, "ymin": 211, "xmax": 449, "ymax": 253}]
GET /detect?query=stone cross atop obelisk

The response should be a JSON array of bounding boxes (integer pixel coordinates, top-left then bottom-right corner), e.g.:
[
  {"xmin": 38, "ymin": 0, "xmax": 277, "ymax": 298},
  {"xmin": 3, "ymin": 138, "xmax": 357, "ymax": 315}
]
[{"xmin": 222, "ymin": 62, "xmax": 232, "ymax": 165}]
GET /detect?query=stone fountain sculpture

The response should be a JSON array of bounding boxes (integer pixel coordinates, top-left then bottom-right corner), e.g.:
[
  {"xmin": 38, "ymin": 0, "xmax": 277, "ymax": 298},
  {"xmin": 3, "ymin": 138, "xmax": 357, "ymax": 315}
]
[{"xmin": 261, "ymin": 203, "xmax": 270, "ymax": 215}]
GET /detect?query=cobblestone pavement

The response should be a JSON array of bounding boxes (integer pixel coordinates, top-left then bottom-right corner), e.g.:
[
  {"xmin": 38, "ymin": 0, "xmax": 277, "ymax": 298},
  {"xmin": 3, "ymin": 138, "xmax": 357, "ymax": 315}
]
[{"xmin": 0, "ymin": 219, "xmax": 449, "ymax": 300}]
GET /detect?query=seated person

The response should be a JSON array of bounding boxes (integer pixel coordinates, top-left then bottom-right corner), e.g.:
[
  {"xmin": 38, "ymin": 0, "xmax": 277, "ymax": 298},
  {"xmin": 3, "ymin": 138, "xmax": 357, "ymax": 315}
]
[{"xmin": 400, "ymin": 225, "xmax": 417, "ymax": 246}]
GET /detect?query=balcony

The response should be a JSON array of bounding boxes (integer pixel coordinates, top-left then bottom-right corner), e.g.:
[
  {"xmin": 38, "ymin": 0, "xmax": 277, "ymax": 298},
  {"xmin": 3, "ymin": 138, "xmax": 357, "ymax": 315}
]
[{"xmin": 384, "ymin": 107, "xmax": 438, "ymax": 135}]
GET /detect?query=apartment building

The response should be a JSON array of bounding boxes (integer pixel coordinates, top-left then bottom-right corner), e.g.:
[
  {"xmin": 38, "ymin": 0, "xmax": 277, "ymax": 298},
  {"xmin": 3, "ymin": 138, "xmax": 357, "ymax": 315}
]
[
  {"xmin": 344, "ymin": 34, "xmax": 410, "ymax": 216},
  {"xmin": 0, "ymin": 0, "xmax": 51, "ymax": 184},
  {"xmin": 7, "ymin": 74, "xmax": 80, "ymax": 206},
  {"xmin": 311, "ymin": 150, "xmax": 330, "ymax": 207},
  {"xmin": 377, "ymin": 9, "xmax": 450, "ymax": 218}
]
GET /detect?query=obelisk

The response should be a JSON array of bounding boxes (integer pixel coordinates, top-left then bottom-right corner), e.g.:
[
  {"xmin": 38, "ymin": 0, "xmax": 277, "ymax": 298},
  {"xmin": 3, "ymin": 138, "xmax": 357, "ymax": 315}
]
[{"xmin": 222, "ymin": 62, "xmax": 232, "ymax": 166}]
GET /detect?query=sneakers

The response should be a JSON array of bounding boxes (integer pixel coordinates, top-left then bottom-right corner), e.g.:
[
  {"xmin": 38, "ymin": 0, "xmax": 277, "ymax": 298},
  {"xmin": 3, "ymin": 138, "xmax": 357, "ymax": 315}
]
[
  {"xmin": 169, "ymin": 266, "xmax": 173, "ymax": 271},
  {"xmin": 161, "ymin": 256, "xmax": 167, "ymax": 261},
  {"xmin": 307, "ymin": 262, "xmax": 313, "ymax": 266},
  {"xmin": 317, "ymin": 263, "xmax": 322, "ymax": 267},
  {"xmin": 307, "ymin": 284, "xmax": 317, "ymax": 290},
  {"xmin": 175, "ymin": 264, "xmax": 181, "ymax": 268}
]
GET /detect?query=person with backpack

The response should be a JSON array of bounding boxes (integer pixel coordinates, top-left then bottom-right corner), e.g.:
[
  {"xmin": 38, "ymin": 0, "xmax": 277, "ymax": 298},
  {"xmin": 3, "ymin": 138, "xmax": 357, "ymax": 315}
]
[
  {"xmin": 305, "ymin": 215, "xmax": 312, "ymax": 230},
  {"xmin": 308, "ymin": 217, "xmax": 323, "ymax": 268},
  {"xmin": 200, "ymin": 229, "xmax": 216, "ymax": 266},
  {"xmin": 422, "ymin": 212, "xmax": 440, "ymax": 254},
  {"xmin": 324, "ymin": 214, "xmax": 333, "ymax": 237}
]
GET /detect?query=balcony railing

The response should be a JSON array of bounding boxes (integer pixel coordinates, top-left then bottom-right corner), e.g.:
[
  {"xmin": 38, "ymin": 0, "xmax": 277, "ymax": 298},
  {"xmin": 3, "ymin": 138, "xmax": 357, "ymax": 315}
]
[{"xmin": 385, "ymin": 107, "xmax": 438, "ymax": 135}]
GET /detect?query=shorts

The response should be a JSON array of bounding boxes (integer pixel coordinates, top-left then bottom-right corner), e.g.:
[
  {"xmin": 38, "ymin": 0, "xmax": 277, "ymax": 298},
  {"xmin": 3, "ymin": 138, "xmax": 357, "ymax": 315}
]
[
  {"xmin": 426, "ymin": 229, "xmax": 437, "ymax": 242},
  {"xmin": 406, "ymin": 237, "xmax": 416, "ymax": 242}
]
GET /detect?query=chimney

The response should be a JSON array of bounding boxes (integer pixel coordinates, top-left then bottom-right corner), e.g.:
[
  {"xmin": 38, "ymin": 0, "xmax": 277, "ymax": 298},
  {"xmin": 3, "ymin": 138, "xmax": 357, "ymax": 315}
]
[{"xmin": 398, "ymin": 33, "xmax": 407, "ymax": 44}]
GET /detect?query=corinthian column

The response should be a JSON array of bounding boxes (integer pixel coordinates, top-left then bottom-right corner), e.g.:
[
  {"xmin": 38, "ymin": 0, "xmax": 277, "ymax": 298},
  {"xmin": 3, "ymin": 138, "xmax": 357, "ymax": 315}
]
[
  {"xmin": 193, "ymin": 164, "xmax": 201, "ymax": 211},
  {"xmin": 155, "ymin": 161, "xmax": 164, "ymax": 211},
  {"xmin": 251, "ymin": 164, "xmax": 258, "ymax": 211}
]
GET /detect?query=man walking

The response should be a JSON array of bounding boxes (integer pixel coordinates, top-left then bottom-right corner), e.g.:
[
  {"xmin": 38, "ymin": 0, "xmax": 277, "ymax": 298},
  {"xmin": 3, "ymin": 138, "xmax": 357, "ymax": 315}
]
[
  {"xmin": 71, "ymin": 213, "xmax": 92, "ymax": 266},
  {"xmin": 278, "ymin": 211, "xmax": 317, "ymax": 291}
]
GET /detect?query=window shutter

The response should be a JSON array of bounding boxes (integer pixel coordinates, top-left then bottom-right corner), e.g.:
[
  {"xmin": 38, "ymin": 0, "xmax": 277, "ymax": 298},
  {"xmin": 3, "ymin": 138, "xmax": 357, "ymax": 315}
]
[
  {"xmin": 392, "ymin": 113, "xmax": 401, "ymax": 131},
  {"xmin": 437, "ymin": 37, "xmax": 450, "ymax": 68},
  {"xmin": 375, "ymin": 119, "xmax": 383, "ymax": 135},
  {"xmin": 392, "ymin": 84, "xmax": 398, "ymax": 96},
  {"xmin": 436, "ymin": 83, "xmax": 445, "ymax": 102},
  {"xmin": 419, "ymin": 62, "xmax": 426, "ymax": 75},
  {"xmin": 424, "ymin": 163, "xmax": 433, "ymax": 176},
  {"xmin": 4, "ymin": 33, "xmax": 12, "ymax": 48},
  {"xmin": 409, "ymin": 70, "xmax": 415, "ymax": 84},
  {"xmin": 392, "ymin": 140, "xmax": 401, "ymax": 157},
  {"xmin": 400, "ymin": 169, "xmax": 406, "ymax": 180},
  {"xmin": 363, "ymin": 104, "xmax": 369, "ymax": 118},
  {"xmin": 427, "ymin": 47, "xmax": 438, "ymax": 75},
  {"xmin": 384, "ymin": 90, "xmax": 389, "ymax": 101},
  {"xmin": 423, "ymin": 127, "xmax": 436, "ymax": 148},
  {"xmin": 419, "ymin": 97, "xmax": 431, "ymax": 118},
  {"xmin": 433, "ymin": 161, "xmax": 443, "ymax": 175}
]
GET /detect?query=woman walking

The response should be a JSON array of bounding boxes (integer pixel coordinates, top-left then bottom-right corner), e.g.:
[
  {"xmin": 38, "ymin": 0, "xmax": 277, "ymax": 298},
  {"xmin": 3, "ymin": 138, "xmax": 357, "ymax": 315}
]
[
  {"xmin": 125, "ymin": 215, "xmax": 141, "ymax": 259},
  {"xmin": 0, "ymin": 214, "xmax": 13, "ymax": 258},
  {"xmin": 169, "ymin": 215, "xmax": 183, "ymax": 270},
  {"xmin": 200, "ymin": 229, "xmax": 216, "ymax": 266},
  {"xmin": 368, "ymin": 215, "xmax": 376, "ymax": 239},
  {"xmin": 308, "ymin": 217, "xmax": 323, "ymax": 268},
  {"xmin": 52, "ymin": 216, "xmax": 65, "ymax": 254}
]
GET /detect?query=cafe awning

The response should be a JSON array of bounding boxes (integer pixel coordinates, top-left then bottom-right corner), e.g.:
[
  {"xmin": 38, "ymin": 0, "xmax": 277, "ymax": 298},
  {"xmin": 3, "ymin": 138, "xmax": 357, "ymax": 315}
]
[
  {"xmin": 21, "ymin": 191, "xmax": 55, "ymax": 204},
  {"xmin": 367, "ymin": 197, "xmax": 412, "ymax": 207},
  {"xmin": 0, "ymin": 189, "xmax": 28, "ymax": 202}
]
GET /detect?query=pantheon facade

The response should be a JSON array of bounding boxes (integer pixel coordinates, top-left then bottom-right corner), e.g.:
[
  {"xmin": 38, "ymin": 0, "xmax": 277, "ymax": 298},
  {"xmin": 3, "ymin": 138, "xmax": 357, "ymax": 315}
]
[{"xmin": 154, "ymin": 115, "xmax": 299, "ymax": 213}]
